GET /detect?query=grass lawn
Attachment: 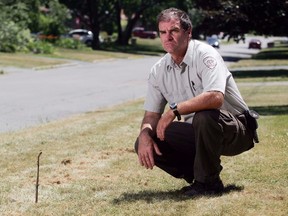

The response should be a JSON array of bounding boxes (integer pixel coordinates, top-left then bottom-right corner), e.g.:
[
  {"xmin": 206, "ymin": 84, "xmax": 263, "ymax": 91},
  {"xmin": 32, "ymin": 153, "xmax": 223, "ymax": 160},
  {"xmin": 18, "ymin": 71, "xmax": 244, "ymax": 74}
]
[
  {"xmin": 0, "ymin": 48, "xmax": 145, "ymax": 70},
  {"xmin": 0, "ymin": 76, "xmax": 287, "ymax": 215},
  {"xmin": 0, "ymin": 52, "xmax": 70, "ymax": 69},
  {"xmin": 0, "ymin": 38, "xmax": 163, "ymax": 70}
]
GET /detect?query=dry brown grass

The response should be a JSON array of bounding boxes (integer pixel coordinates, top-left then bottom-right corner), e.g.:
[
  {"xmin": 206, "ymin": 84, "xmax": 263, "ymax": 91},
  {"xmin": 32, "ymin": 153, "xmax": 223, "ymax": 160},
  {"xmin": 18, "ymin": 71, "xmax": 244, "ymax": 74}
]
[
  {"xmin": 0, "ymin": 53, "xmax": 69, "ymax": 68},
  {"xmin": 0, "ymin": 84, "xmax": 287, "ymax": 215}
]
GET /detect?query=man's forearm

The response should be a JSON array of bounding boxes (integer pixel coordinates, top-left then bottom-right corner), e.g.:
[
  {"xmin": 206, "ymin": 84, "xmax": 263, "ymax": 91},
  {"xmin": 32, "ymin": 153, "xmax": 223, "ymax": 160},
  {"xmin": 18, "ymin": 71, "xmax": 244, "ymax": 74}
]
[
  {"xmin": 139, "ymin": 111, "xmax": 161, "ymax": 138},
  {"xmin": 178, "ymin": 91, "xmax": 224, "ymax": 115}
]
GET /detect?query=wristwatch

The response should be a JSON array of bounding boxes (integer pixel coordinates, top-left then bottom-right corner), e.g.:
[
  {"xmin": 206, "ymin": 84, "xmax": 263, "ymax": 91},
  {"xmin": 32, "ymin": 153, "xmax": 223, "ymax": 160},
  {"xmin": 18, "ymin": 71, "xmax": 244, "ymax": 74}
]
[{"xmin": 169, "ymin": 103, "xmax": 181, "ymax": 121}]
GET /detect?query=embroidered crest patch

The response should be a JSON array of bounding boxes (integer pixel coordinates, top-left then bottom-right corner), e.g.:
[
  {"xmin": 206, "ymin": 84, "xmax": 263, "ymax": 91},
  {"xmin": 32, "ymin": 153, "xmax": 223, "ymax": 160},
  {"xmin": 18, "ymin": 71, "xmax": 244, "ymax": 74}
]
[{"xmin": 203, "ymin": 56, "xmax": 217, "ymax": 69}]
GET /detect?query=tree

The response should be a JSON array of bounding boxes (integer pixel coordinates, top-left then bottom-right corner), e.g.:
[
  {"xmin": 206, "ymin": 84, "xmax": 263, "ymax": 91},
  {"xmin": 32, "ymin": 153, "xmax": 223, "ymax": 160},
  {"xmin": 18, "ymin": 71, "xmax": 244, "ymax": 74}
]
[
  {"xmin": 37, "ymin": 0, "xmax": 71, "ymax": 36},
  {"xmin": 59, "ymin": 0, "xmax": 194, "ymax": 48},
  {"xmin": 0, "ymin": 2, "xmax": 32, "ymax": 52},
  {"xmin": 115, "ymin": 0, "xmax": 162, "ymax": 45},
  {"xmin": 240, "ymin": 0, "xmax": 288, "ymax": 36},
  {"xmin": 59, "ymin": 0, "xmax": 115, "ymax": 50},
  {"xmin": 115, "ymin": 0, "xmax": 194, "ymax": 45},
  {"xmin": 193, "ymin": 0, "xmax": 288, "ymax": 40}
]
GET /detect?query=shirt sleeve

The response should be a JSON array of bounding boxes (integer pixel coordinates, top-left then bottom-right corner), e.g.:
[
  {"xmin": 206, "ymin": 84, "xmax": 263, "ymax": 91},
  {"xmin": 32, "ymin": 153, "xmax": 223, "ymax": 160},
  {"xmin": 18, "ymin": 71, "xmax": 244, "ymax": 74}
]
[
  {"xmin": 199, "ymin": 48, "xmax": 228, "ymax": 94},
  {"xmin": 143, "ymin": 68, "xmax": 167, "ymax": 114}
]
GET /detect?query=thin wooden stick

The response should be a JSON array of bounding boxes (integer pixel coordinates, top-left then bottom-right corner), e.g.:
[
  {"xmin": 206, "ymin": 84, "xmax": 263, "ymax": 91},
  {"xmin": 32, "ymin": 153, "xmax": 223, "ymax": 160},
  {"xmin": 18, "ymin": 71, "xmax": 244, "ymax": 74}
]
[{"xmin": 35, "ymin": 151, "xmax": 42, "ymax": 203}]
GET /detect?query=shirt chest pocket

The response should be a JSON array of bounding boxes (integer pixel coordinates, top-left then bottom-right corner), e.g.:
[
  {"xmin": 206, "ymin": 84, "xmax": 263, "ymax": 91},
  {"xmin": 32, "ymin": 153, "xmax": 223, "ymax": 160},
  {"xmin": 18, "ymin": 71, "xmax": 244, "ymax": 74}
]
[
  {"xmin": 191, "ymin": 81, "xmax": 203, "ymax": 95},
  {"xmin": 161, "ymin": 86, "xmax": 189, "ymax": 103},
  {"xmin": 189, "ymin": 70, "xmax": 203, "ymax": 96}
]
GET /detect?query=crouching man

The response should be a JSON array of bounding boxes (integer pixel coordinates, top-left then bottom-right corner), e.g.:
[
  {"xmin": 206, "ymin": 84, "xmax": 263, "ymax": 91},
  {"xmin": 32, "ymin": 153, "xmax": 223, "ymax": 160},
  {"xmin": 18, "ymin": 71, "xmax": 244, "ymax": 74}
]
[{"xmin": 134, "ymin": 8, "xmax": 258, "ymax": 197}]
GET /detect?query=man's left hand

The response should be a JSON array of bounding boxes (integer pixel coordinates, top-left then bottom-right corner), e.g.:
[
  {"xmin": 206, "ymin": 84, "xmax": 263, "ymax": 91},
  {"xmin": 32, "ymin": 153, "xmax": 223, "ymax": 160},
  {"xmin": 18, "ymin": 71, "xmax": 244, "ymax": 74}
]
[{"xmin": 156, "ymin": 110, "xmax": 175, "ymax": 141}]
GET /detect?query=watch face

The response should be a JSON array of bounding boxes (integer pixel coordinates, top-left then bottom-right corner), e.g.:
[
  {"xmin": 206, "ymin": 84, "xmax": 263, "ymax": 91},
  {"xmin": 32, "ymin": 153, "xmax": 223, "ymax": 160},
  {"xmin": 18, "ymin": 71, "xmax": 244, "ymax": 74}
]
[{"xmin": 170, "ymin": 103, "xmax": 177, "ymax": 109}]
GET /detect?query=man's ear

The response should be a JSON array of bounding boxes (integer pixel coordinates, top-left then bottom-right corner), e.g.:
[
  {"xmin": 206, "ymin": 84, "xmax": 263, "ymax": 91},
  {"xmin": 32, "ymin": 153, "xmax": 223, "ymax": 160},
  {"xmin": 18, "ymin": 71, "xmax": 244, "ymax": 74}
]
[{"xmin": 188, "ymin": 28, "xmax": 192, "ymax": 39}]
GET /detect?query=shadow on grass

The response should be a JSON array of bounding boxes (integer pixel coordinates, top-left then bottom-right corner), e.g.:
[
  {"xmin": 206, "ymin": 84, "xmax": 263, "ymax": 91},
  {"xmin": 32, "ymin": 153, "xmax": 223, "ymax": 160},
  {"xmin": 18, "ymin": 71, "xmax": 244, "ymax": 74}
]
[
  {"xmin": 222, "ymin": 56, "xmax": 247, "ymax": 62},
  {"xmin": 250, "ymin": 105, "xmax": 288, "ymax": 116},
  {"xmin": 231, "ymin": 69, "xmax": 288, "ymax": 78},
  {"xmin": 253, "ymin": 49, "xmax": 288, "ymax": 60},
  {"xmin": 112, "ymin": 184, "xmax": 243, "ymax": 203}
]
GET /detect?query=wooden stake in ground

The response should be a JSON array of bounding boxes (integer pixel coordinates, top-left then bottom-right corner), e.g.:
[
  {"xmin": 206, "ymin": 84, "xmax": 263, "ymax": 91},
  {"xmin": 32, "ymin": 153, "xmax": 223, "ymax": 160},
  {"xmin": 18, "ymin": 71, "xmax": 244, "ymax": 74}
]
[{"xmin": 35, "ymin": 151, "xmax": 42, "ymax": 203}]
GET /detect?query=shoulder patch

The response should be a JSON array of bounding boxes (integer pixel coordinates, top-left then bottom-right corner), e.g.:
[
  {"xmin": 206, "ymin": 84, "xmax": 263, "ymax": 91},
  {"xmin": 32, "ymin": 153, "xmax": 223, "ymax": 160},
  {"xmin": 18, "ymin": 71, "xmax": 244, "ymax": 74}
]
[{"xmin": 203, "ymin": 56, "xmax": 217, "ymax": 69}]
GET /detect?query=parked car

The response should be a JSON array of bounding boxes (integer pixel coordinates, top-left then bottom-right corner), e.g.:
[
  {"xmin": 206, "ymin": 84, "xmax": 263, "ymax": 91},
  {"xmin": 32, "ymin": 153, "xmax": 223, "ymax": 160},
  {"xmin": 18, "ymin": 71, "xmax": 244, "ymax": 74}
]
[
  {"xmin": 132, "ymin": 27, "xmax": 157, "ymax": 39},
  {"xmin": 207, "ymin": 37, "xmax": 220, "ymax": 49},
  {"xmin": 68, "ymin": 29, "xmax": 103, "ymax": 46},
  {"xmin": 248, "ymin": 39, "xmax": 261, "ymax": 49}
]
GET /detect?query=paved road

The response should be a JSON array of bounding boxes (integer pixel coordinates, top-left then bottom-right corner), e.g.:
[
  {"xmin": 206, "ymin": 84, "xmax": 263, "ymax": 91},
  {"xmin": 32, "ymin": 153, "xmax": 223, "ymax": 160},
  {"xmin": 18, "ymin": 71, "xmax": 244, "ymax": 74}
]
[
  {"xmin": 0, "ymin": 36, "xmax": 286, "ymax": 133},
  {"xmin": 0, "ymin": 57, "xmax": 159, "ymax": 132}
]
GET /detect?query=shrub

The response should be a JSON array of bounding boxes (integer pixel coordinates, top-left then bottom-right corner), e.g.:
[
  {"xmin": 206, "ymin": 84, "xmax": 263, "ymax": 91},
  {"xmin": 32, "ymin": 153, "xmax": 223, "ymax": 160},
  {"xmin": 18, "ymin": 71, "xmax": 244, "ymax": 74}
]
[
  {"xmin": 27, "ymin": 40, "xmax": 55, "ymax": 54},
  {"xmin": 55, "ymin": 38, "xmax": 85, "ymax": 49},
  {"xmin": 0, "ymin": 21, "xmax": 32, "ymax": 53}
]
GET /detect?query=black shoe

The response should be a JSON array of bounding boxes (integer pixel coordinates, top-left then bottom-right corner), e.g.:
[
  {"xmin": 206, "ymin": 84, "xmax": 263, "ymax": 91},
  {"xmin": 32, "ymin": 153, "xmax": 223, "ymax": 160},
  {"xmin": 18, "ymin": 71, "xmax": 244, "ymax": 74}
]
[{"xmin": 182, "ymin": 178, "xmax": 224, "ymax": 197}]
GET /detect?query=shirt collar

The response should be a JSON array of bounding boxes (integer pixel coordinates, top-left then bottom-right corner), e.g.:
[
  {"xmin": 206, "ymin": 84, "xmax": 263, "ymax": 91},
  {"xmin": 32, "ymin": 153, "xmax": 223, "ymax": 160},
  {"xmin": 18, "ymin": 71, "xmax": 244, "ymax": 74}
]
[
  {"xmin": 166, "ymin": 40, "xmax": 194, "ymax": 71},
  {"xmin": 182, "ymin": 40, "xmax": 194, "ymax": 65}
]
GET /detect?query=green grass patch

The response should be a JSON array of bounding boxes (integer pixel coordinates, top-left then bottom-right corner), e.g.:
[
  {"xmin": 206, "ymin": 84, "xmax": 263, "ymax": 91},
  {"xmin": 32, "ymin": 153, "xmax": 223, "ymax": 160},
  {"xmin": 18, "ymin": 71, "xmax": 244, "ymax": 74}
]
[
  {"xmin": 0, "ymin": 52, "xmax": 69, "ymax": 69},
  {"xmin": 229, "ymin": 59, "xmax": 288, "ymax": 69},
  {"xmin": 52, "ymin": 48, "xmax": 144, "ymax": 62},
  {"xmin": 0, "ymin": 79, "xmax": 287, "ymax": 215},
  {"xmin": 0, "ymin": 48, "xmax": 143, "ymax": 69},
  {"xmin": 239, "ymin": 85, "xmax": 288, "ymax": 107},
  {"xmin": 102, "ymin": 38, "xmax": 164, "ymax": 56},
  {"xmin": 0, "ymin": 39, "xmax": 162, "ymax": 69}
]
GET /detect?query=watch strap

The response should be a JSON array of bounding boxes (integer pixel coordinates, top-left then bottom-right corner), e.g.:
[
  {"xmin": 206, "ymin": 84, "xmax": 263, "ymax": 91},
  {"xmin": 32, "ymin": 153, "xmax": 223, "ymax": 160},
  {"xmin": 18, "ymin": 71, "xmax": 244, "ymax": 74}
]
[
  {"xmin": 169, "ymin": 103, "xmax": 181, "ymax": 121},
  {"xmin": 173, "ymin": 109, "xmax": 181, "ymax": 121}
]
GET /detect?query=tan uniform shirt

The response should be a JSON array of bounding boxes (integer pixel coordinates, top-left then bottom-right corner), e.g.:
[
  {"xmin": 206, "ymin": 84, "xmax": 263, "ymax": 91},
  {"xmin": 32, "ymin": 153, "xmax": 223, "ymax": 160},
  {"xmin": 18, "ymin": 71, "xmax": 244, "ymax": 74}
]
[{"xmin": 144, "ymin": 40, "xmax": 248, "ymax": 123}]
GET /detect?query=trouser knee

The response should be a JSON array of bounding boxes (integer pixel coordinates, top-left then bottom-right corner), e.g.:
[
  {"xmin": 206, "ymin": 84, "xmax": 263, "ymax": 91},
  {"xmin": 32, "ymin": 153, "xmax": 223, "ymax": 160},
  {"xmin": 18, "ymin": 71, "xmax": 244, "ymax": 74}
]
[{"xmin": 193, "ymin": 110, "xmax": 220, "ymax": 130}]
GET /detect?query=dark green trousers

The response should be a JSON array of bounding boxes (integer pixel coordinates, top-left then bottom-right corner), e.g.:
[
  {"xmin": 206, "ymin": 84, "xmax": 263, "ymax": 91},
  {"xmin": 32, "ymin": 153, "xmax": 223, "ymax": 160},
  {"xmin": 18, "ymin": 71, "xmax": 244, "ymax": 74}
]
[{"xmin": 134, "ymin": 109, "xmax": 255, "ymax": 184}]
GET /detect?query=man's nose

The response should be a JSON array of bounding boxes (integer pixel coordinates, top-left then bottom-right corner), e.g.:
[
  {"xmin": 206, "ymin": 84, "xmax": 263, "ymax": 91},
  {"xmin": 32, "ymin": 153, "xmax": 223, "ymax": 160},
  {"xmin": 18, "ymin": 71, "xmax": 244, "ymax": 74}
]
[{"xmin": 164, "ymin": 32, "xmax": 173, "ymax": 40}]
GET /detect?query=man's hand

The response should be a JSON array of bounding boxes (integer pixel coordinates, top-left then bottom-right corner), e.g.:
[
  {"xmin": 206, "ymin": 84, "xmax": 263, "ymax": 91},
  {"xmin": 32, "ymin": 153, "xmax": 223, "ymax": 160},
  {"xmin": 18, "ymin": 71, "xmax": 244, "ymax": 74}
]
[
  {"xmin": 156, "ymin": 110, "xmax": 175, "ymax": 141},
  {"xmin": 138, "ymin": 131, "xmax": 162, "ymax": 169}
]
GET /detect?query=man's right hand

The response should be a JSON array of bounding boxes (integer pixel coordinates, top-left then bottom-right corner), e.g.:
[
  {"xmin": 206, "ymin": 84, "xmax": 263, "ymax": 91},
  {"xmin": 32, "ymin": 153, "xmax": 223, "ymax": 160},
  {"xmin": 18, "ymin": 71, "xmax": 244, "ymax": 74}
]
[{"xmin": 138, "ymin": 131, "xmax": 162, "ymax": 169}]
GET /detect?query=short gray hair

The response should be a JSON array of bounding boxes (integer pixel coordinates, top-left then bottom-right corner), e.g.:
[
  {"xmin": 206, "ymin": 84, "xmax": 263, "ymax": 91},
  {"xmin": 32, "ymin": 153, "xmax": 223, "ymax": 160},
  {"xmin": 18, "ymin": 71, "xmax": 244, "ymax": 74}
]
[{"xmin": 157, "ymin": 8, "xmax": 192, "ymax": 31}]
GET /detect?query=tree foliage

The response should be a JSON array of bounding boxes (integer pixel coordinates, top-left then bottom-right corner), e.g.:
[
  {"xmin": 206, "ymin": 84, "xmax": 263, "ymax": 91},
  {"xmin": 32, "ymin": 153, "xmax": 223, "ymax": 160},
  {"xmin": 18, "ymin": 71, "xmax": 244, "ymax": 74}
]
[
  {"xmin": 0, "ymin": 0, "xmax": 70, "ymax": 52},
  {"xmin": 0, "ymin": 2, "xmax": 32, "ymax": 52},
  {"xmin": 59, "ymin": 0, "xmax": 193, "ymax": 48},
  {"xmin": 0, "ymin": 0, "xmax": 287, "ymax": 52},
  {"xmin": 193, "ymin": 0, "xmax": 288, "ymax": 40},
  {"xmin": 59, "ymin": 0, "xmax": 115, "ymax": 49},
  {"xmin": 37, "ymin": 0, "xmax": 71, "ymax": 36}
]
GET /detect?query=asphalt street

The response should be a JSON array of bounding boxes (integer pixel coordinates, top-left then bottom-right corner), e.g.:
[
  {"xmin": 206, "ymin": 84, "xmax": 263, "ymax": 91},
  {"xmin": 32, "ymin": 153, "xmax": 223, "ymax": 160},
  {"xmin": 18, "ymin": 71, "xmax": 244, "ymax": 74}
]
[
  {"xmin": 0, "ymin": 57, "xmax": 159, "ymax": 132},
  {"xmin": 0, "ymin": 36, "xmax": 286, "ymax": 133}
]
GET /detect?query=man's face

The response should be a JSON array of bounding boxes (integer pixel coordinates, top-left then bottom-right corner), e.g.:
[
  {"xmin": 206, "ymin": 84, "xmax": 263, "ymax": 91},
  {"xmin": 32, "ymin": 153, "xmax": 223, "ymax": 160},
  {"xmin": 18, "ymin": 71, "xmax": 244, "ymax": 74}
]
[{"xmin": 158, "ymin": 18, "xmax": 191, "ymax": 56}]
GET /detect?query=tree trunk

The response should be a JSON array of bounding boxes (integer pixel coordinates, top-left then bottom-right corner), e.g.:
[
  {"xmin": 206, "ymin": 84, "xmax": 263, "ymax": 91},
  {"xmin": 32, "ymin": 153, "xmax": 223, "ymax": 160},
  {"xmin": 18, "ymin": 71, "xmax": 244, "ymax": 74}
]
[
  {"xmin": 119, "ymin": 8, "xmax": 143, "ymax": 45},
  {"xmin": 87, "ymin": 0, "xmax": 101, "ymax": 50},
  {"xmin": 115, "ymin": 0, "xmax": 123, "ymax": 45}
]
